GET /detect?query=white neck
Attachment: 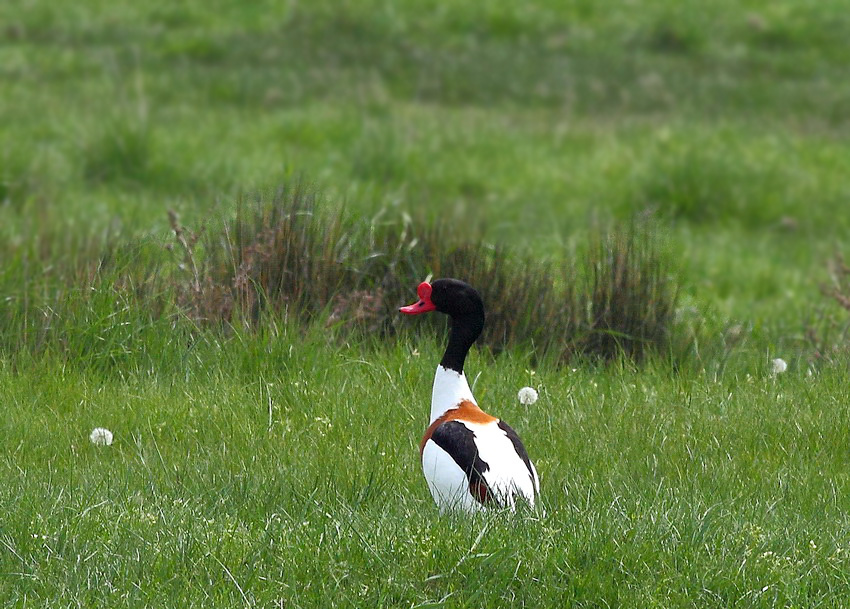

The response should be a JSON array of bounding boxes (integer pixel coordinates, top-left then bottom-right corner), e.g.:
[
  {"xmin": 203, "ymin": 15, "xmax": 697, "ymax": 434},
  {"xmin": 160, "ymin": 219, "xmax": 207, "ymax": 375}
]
[{"xmin": 430, "ymin": 365, "xmax": 476, "ymax": 424}]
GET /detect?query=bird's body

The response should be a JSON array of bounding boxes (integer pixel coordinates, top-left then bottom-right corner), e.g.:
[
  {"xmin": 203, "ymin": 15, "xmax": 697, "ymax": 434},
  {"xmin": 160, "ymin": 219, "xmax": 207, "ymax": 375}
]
[
  {"xmin": 420, "ymin": 365, "xmax": 539, "ymax": 511},
  {"xmin": 400, "ymin": 279, "xmax": 539, "ymax": 512}
]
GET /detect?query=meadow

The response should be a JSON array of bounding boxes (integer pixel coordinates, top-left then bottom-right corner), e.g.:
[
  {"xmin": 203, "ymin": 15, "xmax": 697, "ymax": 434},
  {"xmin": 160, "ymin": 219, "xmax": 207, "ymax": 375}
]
[{"xmin": 2, "ymin": 0, "xmax": 850, "ymax": 606}]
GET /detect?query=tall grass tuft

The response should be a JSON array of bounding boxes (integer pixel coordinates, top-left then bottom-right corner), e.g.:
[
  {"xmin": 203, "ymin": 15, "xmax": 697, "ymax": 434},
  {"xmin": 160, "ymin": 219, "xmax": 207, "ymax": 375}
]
[
  {"xmin": 168, "ymin": 186, "xmax": 356, "ymax": 326},
  {"xmin": 2, "ymin": 184, "xmax": 683, "ymax": 367},
  {"xmin": 165, "ymin": 185, "xmax": 680, "ymax": 363},
  {"xmin": 583, "ymin": 223, "xmax": 677, "ymax": 361}
]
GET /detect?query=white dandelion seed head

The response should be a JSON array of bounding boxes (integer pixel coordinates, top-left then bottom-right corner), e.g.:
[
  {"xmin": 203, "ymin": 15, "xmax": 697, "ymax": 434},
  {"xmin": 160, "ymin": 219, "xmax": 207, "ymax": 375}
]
[
  {"xmin": 89, "ymin": 427, "xmax": 113, "ymax": 446},
  {"xmin": 517, "ymin": 386, "xmax": 538, "ymax": 405},
  {"xmin": 771, "ymin": 358, "xmax": 788, "ymax": 375}
]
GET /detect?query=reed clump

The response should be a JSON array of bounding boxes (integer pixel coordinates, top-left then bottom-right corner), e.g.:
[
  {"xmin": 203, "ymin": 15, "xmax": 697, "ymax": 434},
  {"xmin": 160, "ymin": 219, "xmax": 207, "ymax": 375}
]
[
  {"xmin": 1, "ymin": 184, "xmax": 684, "ymax": 365},
  {"xmin": 167, "ymin": 185, "xmax": 680, "ymax": 362}
]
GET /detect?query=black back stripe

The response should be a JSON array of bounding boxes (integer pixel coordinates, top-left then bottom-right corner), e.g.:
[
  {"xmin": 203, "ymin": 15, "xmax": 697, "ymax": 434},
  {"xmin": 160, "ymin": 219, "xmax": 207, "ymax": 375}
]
[
  {"xmin": 430, "ymin": 420, "xmax": 497, "ymax": 506},
  {"xmin": 497, "ymin": 420, "xmax": 536, "ymax": 489}
]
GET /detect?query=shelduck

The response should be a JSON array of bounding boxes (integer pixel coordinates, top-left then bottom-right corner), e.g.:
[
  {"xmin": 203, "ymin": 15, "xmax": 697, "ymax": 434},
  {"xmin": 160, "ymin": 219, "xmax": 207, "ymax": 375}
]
[{"xmin": 400, "ymin": 278, "xmax": 539, "ymax": 512}]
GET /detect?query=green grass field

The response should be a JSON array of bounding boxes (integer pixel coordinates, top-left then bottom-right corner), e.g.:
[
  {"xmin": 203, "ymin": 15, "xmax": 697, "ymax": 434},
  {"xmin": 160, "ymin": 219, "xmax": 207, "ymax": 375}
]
[{"xmin": 2, "ymin": 0, "xmax": 850, "ymax": 606}]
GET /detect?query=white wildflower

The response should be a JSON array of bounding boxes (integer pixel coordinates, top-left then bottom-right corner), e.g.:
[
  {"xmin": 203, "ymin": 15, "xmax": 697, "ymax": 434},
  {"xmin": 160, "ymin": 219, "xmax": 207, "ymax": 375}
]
[
  {"xmin": 89, "ymin": 427, "xmax": 114, "ymax": 446},
  {"xmin": 771, "ymin": 358, "xmax": 788, "ymax": 375},
  {"xmin": 517, "ymin": 386, "xmax": 538, "ymax": 405}
]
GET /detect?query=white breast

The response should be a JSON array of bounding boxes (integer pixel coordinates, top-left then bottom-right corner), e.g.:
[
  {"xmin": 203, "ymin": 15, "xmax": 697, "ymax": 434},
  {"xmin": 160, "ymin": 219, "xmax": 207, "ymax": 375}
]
[{"xmin": 430, "ymin": 365, "xmax": 475, "ymax": 423}]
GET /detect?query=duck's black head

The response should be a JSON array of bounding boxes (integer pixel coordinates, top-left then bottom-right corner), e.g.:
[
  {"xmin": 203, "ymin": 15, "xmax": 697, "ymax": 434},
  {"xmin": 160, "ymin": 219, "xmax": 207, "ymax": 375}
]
[
  {"xmin": 399, "ymin": 278, "xmax": 485, "ymax": 374},
  {"xmin": 399, "ymin": 278, "xmax": 485, "ymax": 320}
]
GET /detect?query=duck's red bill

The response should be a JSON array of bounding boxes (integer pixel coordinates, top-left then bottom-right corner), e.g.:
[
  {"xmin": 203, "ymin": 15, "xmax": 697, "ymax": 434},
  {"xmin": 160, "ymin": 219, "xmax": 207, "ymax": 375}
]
[{"xmin": 399, "ymin": 281, "xmax": 436, "ymax": 315}]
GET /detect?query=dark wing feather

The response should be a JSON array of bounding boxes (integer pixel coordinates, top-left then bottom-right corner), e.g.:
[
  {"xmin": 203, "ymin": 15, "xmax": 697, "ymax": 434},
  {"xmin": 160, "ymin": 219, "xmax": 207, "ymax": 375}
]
[{"xmin": 429, "ymin": 420, "xmax": 498, "ymax": 506}]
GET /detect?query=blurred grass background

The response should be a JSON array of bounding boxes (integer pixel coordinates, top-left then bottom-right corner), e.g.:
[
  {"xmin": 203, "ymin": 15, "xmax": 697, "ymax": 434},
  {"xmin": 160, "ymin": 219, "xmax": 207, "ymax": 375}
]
[{"xmin": 2, "ymin": 0, "xmax": 849, "ymax": 342}]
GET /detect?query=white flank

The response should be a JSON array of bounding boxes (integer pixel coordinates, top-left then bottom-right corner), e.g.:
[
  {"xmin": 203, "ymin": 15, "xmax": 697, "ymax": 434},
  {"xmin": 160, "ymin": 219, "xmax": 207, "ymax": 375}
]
[{"xmin": 422, "ymin": 441, "xmax": 486, "ymax": 513}]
